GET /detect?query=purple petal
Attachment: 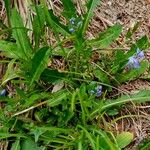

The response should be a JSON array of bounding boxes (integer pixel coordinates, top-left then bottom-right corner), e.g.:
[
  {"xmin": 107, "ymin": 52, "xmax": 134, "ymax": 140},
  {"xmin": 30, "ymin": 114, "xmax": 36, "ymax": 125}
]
[
  {"xmin": 136, "ymin": 48, "xmax": 144, "ymax": 60},
  {"xmin": 96, "ymin": 86, "xmax": 102, "ymax": 97},
  {"xmin": 69, "ymin": 18, "xmax": 75, "ymax": 25},
  {"xmin": 127, "ymin": 56, "xmax": 140, "ymax": 69}
]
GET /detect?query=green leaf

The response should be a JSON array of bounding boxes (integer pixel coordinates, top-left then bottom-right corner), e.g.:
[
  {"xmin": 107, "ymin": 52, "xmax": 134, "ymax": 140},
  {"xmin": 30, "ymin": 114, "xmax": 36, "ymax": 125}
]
[
  {"xmin": 21, "ymin": 139, "xmax": 44, "ymax": 150},
  {"xmin": 93, "ymin": 69, "xmax": 110, "ymax": 84},
  {"xmin": 33, "ymin": 5, "xmax": 45, "ymax": 50},
  {"xmin": 41, "ymin": 69, "xmax": 66, "ymax": 83},
  {"xmin": 11, "ymin": 139, "xmax": 21, "ymax": 150},
  {"xmin": 93, "ymin": 129, "xmax": 120, "ymax": 150},
  {"xmin": 1, "ymin": 59, "xmax": 19, "ymax": 86},
  {"xmin": 47, "ymin": 90, "xmax": 68, "ymax": 107},
  {"xmin": 11, "ymin": 8, "xmax": 32, "ymax": 60},
  {"xmin": 29, "ymin": 46, "xmax": 50, "ymax": 86},
  {"xmin": 41, "ymin": 1, "xmax": 69, "ymax": 36},
  {"xmin": 136, "ymin": 35, "xmax": 150, "ymax": 49},
  {"xmin": 111, "ymin": 50, "xmax": 126, "ymax": 74},
  {"xmin": 116, "ymin": 61, "xmax": 149, "ymax": 83},
  {"xmin": 31, "ymin": 128, "xmax": 45, "ymax": 142},
  {"xmin": 126, "ymin": 36, "xmax": 150, "ymax": 58},
  {"xmin": 88, "ymin": 24, "xmax": 122, "ymax": 48},
  {"xmin": 82, "ymin": 0, "xmax": 101, "ymax": 35},
  {"xmin": 137, "ymin": 138, "xmax": 150, "ymax": 150},
  {"xmin": 24, "ymin": 92, "xmax": 50, "ymax": 107},
  {"xmin": 77, "ymin": 125, "xmax": 96, "ymax": 149},
  {"xmin": 90, "ymin": 90, "xmax": 150, "ymax": 118},
  {"xmin": 62, "ymin": 0, "xmax": 76, "ymax": 19},
  {"xmin": 126, "ymin": 22, "xmax": 140, "ymax": 39},
  {"xmin": 116, "ymin": 132, "xmax": 133, "ymax": 149},
  {"xmin": 0, "ymin": 128, "xmax": 26, "ymax": 139},
  {"xmin": 0, "ymin": 40, "xmax": 19, "ymax": 58}
]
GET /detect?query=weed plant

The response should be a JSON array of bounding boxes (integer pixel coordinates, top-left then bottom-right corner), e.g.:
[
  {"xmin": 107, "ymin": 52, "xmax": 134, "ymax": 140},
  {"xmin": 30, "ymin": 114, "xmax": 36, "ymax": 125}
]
[{"xmin": 0, "ymin": 0, "xmax": 150, "ymax": 149}]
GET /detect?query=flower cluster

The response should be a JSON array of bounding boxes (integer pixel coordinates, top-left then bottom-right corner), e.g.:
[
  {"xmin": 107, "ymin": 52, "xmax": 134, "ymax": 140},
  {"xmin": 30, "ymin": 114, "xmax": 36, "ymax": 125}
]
[
  {"xmin": 126, "ymin": 48, "xmax": 144, "ymax": 70},
  {"xmin": 0, "ymin": 89, "xmax": 7, "ymax": 96},
  {"xmin": 69, "ymin": 17, "xmax": 82, "ymax": 33},
  {"xmin": 89, "ymin": 85, "xmax": 102, "ymax": 97}
]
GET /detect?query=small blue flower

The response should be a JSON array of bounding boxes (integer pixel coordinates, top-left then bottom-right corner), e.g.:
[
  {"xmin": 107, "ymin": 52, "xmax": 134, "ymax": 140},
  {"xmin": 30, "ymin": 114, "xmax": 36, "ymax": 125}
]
[
  {"xmin": 96, "ymin": 85, "xmax": 102, "ymax": 97},
  {"xmin": 0, "ymin": 89, "xmax": 7, "ymax": 96},
  {"xmin": 127, "ymin": 56, "xmax": 140, "ymax": 69},
  {"xmin": 136, "ymin": 48, "xmax": 144, "ymax": 60},
  {"xmin": 89, "ymin": 85, "xmax": 102, "ymax": 97},
  {"xmin": 69, "ymin": 18, "xmax": 76, "ymax": 25},
  {"xmin": 69, "ymin": 28, "xmax": 75, "ymax": 33}
]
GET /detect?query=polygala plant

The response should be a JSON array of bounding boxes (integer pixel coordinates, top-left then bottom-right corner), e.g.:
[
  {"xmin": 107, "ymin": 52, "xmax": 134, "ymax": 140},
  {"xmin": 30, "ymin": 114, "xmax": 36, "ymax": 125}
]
[{"xmin": 0, "ymin": 0, "xmax": 150, "ymax": 149}]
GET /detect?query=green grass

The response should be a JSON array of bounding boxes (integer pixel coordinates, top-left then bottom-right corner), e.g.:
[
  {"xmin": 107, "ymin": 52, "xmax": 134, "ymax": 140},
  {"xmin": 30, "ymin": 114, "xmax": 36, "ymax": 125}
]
[{"xmin": 0, "ymin": 0, "xmax": 150, "ymax": 149}]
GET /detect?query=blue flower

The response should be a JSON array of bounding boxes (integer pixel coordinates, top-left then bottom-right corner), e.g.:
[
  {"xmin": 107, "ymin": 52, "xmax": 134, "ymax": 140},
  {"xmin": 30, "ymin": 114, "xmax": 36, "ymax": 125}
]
[
  {"xmin": 136, "ymin": 48, "xmax": 144, "ymax": 60},
  {"xmin": 96, "ymin": 85, "xmax": 102, "ymax": 97},
  {"xmin": 69, "ymin": 28, "xmax": 75, "ymax": 33},
  {"xmin": 69, "ymin": 18, "xmax": 76, "ymax": 25},
  {"xmin": 0, "ymin": 89, "xmax": 7, "ymax": 96},
  {"xmin": 89, "ymin": 85, "xmax": 102, "ymax": 97},
  {"xmin": 127, "ymin": 56, "xmax": 140, "ymax": 69}
]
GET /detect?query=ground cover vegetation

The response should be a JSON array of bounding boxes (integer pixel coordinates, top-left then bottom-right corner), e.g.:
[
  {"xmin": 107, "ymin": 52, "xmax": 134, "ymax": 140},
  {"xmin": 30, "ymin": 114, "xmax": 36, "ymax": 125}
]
[{"xmin": 0, "ymin": 0, "xmax": 150, "ymax": 149}]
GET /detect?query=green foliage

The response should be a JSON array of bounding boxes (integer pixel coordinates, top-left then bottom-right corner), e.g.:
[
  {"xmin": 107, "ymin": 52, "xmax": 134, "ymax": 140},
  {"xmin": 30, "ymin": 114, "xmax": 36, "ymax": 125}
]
[
  {"xmin": 0, "ymin": 1, "xmax": 150, "ymax": 149},
  {"xmin": 137, "ymin": 137, "xmax": 150, "ymax": 150},
  {"xmin": 11, "ymin": 8, "xmax": 33, "ymax": 60},
  {"xmin": 88, "ymin": 24, "xmax": 122, "ymax": 48},
  {"xmin": 33, "ymin": 5, "xmax": 45, "ymax": 50},
  {"xmin": 62, "ymin": 0, "xmax": 76, "ymax": 19},
  {"xmin": 82, "ymin": 0, "xmax": 101, "ymax": 35},
  {"xmin": 116, "ymin": 132, "xmax": 133, "ymax": 149},
  {"xmin": 29, "ymin": 46, "xmax": 50, "ymax": 86}
]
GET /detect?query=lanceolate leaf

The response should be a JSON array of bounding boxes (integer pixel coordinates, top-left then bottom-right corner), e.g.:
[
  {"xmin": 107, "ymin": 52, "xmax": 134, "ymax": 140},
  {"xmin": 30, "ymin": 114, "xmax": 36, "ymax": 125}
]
[
  {"xmin": 0, "ymin": 40, "xmax": 19, "ymax": 58},
  {"xmin": 41, "ymin": 69, "xmax": 66, "ymax": 83},
  {"xmin": 48, "ymin": 10, "xmax": 69, "ymax": 35},
  {"xmin": 21, "ymin": 139, "xmax": 44, "ymax": 150},
  {"xmin": 116, "ymin": 132, "xmax": 133, "ymax": 149},
  {"xmin": 29, "ymin": 47, "xmax": 50, "ymax": 86},
  {"xmin": 33, "ymin": 5, "xmax": 45, "ymax": 50},
  {"xmin": 11, "ymin": 139, "xmax": 21, "ymax": 150},
  {"xmin": 11, "ymin": 8, "xmax": 32, "ymax": 60},
  {"xmin": 90, "ymin": 90, "xmax": 150, "ymax": 118},
  {"xmin": 88, "ymin": 24, "xmax": 122, "ymax": 48},
  {"xmin": 62, "ymin": 0, "xmax": 76, "ymax": 19},
  {"xmin": 41, "ymin": 1, "xmax": 70, "ymax": 36},
  {"xmin": 1, "ymin": 59, "xmax": 19, "ymax": 86},
  {"xmin": 82, "ymin": 0, "xmax": 101, "ymax": 35},
  {"xmin": 116, "ymin": 61, "xmax": 149, "ymax": 83}
]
